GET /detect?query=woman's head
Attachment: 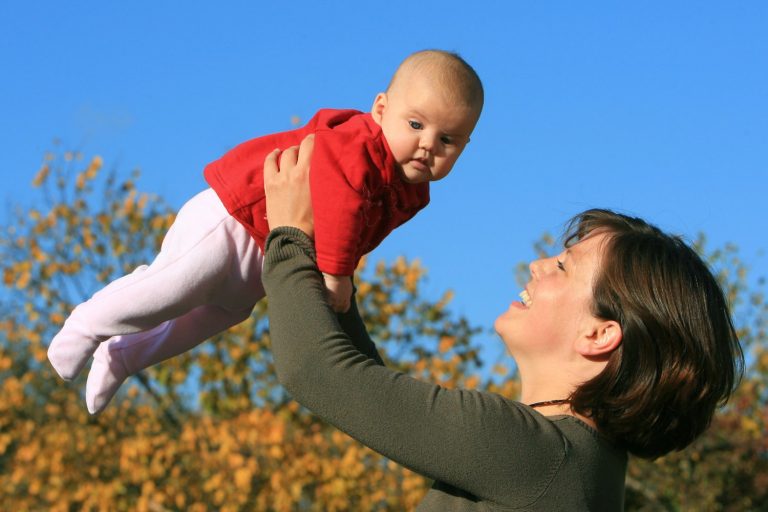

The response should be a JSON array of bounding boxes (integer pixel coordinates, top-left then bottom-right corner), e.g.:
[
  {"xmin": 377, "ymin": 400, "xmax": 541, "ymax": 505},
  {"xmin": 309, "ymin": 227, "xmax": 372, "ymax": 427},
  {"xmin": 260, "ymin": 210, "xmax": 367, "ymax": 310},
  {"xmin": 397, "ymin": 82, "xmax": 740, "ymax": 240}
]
[
  {"xmin": 495, "ymin": 231, "xmax": 620, "ymax": 370},
  {"xmin": 563, "ymin": 209, "xmax": 743, "ymax": 459}
]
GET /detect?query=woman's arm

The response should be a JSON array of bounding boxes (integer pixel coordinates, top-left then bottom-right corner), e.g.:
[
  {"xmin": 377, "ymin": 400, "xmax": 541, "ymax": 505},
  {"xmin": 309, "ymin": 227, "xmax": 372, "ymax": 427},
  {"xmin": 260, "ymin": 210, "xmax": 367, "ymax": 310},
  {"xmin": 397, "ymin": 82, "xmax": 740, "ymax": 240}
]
[
  {"xmin": 337, "ymin": 291, "xmax": 385, "ymax": 365},
  {"xmin": 264, "ymin": 228, "xmax": 567, "ymax": 503}
]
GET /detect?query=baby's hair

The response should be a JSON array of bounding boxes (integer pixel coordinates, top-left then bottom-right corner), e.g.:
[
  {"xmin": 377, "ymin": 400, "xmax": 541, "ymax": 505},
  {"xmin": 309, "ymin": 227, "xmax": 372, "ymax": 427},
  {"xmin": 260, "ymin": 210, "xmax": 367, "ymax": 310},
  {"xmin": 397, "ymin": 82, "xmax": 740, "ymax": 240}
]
[{"xmin": 387, "ymin": 49, "xmax": 484, "ymax": 114}]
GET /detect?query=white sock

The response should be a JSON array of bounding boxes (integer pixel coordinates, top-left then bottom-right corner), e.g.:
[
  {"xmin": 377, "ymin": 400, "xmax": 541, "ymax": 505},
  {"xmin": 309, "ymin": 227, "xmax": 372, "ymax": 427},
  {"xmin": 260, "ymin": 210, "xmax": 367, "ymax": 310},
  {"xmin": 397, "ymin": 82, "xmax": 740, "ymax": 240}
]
[
  {"xmin": 85, "ymin": 322, "xmax": 172, "ymax": 414},
  {"xmin": 86, "ymin": 340, "xmax": 129, "ymax": 414},
  {"xmin": 47, "ymin": 314, "xmax": 105, "ymax": 380}
]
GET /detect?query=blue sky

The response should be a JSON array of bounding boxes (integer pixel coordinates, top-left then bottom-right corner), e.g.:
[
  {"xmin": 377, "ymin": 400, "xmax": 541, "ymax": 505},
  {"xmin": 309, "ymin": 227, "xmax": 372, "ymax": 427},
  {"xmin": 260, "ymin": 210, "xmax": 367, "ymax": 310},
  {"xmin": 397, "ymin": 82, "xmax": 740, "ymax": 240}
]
[{"xmin": 2, "ymin": 1, "xmax": 766, "ymax": 364}]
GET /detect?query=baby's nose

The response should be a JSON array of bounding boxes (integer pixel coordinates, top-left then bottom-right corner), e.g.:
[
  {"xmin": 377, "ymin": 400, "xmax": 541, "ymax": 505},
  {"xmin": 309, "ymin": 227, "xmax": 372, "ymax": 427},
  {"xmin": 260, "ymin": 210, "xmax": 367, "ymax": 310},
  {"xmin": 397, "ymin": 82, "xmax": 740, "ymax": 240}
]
[{"xmin": 419, "ymin": 135, "xmax": 436, "ymax": 152}]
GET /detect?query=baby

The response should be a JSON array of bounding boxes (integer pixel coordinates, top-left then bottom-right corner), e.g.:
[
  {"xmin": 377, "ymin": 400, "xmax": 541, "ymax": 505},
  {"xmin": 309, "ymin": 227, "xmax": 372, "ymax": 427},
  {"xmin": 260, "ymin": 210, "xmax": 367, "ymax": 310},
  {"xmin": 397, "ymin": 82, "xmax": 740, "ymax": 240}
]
[{"xmin": 47, "ymin": 49, "xmax": 484, "ymax": 414}]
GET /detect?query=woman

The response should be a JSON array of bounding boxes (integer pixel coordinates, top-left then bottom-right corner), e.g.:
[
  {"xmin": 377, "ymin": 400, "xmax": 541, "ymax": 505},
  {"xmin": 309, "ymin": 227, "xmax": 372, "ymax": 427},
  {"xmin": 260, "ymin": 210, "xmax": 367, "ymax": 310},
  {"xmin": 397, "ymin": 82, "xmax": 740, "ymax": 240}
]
[{"xmin": 261, "ymin": 136, "xmax": 743, "ymax": 510}]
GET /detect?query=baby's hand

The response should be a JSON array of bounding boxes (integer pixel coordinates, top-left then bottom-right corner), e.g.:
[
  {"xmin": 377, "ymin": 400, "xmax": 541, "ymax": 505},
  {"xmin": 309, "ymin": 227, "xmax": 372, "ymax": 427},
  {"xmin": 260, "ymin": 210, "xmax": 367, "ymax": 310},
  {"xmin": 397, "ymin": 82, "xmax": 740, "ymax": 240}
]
[{"xmin": 322, "ymin": 273, "xmax": 353, "ymax": 313}]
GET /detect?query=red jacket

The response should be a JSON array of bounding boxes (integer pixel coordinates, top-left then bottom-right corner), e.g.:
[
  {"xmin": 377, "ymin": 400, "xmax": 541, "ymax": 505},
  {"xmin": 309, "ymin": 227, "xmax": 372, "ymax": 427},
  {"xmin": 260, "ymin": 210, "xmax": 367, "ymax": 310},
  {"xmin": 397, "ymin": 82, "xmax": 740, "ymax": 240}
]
[{"xmin": 204, "ymin": 109, "xmax": 430, "ymax": 276}]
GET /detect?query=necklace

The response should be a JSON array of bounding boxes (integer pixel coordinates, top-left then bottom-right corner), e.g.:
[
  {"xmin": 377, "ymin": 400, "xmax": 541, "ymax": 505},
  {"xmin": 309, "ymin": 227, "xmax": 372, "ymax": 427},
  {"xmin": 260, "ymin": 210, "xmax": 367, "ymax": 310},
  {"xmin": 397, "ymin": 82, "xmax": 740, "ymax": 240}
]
[{"xmin": 527, "ymin": 399, "xmax": 571, "ymax": 409}]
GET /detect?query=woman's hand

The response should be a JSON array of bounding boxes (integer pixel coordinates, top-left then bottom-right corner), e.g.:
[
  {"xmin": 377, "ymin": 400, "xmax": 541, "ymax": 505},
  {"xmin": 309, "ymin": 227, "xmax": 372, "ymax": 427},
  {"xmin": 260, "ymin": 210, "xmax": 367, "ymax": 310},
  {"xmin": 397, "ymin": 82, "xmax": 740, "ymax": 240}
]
[{"xmin": 264, "ymin": 134, "xmax": 315, "ymax": 238}]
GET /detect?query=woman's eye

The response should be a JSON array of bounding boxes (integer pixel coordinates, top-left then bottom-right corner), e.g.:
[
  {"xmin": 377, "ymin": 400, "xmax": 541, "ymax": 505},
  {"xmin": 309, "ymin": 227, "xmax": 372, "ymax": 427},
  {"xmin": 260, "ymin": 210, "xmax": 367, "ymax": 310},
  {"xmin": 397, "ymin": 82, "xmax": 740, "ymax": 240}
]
[
  {"xmin": 556, "ymin": 259, "xmax": 565, "ymax": 271},
  {"xmin": 408, "ymin": 120, "xmax": 423, "ymax": 130}
]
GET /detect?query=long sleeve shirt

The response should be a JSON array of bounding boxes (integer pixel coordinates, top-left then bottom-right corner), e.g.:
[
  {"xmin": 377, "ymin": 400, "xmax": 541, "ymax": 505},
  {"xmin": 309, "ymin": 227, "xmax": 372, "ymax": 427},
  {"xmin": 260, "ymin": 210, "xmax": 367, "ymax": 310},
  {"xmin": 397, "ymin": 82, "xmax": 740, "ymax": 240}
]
[
  {"xmin": 263, "ymin": 227, "xmax": 628, "ymax": 511},
  {"xmin": 204, "ymin": 109, "xmax": 429, "ymax": 276}
]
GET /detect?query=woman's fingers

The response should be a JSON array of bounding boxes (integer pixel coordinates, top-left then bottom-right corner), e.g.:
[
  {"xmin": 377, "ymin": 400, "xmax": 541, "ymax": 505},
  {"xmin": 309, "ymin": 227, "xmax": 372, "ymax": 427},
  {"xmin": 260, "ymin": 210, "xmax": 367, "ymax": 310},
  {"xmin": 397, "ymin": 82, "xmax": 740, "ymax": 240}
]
[
  {"xmin": 267, "ymin": 136, "xmax": 313, "ymax": 181},
  {"xmin": 279, "ymin": 145, "xmax": 299, "ymax": 171},
  {"xmin": 264, "ymin": 148, "xmax": 282, "ymax": 180},
  {"xmin": 264, "ymin": 140, "xmax": 307, "ymax": 181},
  {"xmin": 296, "ymin": 134, "xmax": 315, "ymax": 171},
  {"xmin": 264, "ymin": 135, "xmax": 315, "ymax": 237}
]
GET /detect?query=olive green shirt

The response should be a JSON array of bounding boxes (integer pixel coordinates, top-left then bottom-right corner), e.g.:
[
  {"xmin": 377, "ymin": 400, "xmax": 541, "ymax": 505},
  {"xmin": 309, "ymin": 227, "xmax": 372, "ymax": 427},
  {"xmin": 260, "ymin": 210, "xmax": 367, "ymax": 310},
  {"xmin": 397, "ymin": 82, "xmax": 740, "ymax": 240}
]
[{"xmin": 263, "ymin": 228, "xmax": 627, "ymax": 511}]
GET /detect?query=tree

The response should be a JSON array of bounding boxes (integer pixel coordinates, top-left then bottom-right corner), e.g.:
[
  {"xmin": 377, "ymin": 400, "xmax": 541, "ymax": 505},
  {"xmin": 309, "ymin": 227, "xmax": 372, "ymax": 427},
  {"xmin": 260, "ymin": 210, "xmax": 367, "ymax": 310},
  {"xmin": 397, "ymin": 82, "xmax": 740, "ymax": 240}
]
[
  {"xmin": 0, "ymin": 147, "xmax": 487, "ymax": 510},
  {"xmin": 1, "ymin": 147, "xmax": 764, "ymax": 510}
]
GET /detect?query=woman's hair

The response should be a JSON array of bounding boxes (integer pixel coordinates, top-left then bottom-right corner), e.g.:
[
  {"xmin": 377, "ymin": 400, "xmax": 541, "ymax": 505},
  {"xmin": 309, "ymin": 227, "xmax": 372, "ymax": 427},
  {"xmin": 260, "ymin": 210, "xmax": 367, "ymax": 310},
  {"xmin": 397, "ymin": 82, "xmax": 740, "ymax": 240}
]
[{"xmin": 564, "ymin": 209, "xmax": 744, "ymax": 459}]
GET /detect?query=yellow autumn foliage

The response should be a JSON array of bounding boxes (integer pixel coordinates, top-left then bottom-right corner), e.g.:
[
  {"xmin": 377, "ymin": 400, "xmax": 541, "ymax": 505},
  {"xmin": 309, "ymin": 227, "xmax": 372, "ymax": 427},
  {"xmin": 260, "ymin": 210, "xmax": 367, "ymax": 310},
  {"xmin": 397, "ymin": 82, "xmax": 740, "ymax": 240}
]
[{"xmin": 1, "ymin": 148, "xmax": 766, "ymax": 511}]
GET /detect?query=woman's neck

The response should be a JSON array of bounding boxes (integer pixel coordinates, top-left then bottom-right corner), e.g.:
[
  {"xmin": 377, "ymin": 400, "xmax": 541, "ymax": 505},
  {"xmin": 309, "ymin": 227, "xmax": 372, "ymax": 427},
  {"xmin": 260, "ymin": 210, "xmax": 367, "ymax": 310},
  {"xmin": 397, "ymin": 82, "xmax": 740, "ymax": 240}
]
[
  {"xmin": 518, "ymin": 365, "xmax": 573, "ymax": 405},
  {"xmin": 518, "ymin": 367, "xmax": 598, "ymax": 428}
]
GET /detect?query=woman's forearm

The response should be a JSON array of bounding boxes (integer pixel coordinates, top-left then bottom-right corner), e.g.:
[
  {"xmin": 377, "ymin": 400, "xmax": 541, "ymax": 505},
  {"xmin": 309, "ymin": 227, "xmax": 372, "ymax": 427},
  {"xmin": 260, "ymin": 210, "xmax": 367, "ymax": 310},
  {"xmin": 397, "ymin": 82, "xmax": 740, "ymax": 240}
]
[{"xmin": 264, "ymin": 227, "xmax": 392, "ymax": 413}]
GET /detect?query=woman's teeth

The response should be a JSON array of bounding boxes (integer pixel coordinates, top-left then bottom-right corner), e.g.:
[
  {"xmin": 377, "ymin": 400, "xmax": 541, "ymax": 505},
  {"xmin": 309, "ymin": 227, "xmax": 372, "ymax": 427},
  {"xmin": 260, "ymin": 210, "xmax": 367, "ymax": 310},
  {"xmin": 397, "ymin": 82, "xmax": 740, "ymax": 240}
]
[{"xmin": 519, "ymin": 290, "xmax": 532, "ymax": 307}]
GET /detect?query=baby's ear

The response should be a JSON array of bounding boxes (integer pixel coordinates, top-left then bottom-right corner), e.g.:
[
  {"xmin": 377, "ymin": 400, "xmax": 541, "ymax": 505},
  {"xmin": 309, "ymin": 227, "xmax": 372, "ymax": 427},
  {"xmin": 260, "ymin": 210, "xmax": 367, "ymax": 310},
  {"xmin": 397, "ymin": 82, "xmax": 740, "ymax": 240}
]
[{"xmin": 371, "ymin": 93, "xmax": 387, "ymax": 125}]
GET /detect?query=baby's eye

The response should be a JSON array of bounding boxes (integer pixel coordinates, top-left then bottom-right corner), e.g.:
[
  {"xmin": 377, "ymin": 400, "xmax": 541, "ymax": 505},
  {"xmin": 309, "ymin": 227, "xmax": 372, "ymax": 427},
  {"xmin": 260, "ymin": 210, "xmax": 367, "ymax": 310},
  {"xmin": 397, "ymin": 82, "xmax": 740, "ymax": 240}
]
[
  {"xmin": 408, "ymin": 120, "xmax": 423, "ymax": 130},
  {"xmin": 440, "ymin": 135, "xmax": 454, "ymax": 145}
]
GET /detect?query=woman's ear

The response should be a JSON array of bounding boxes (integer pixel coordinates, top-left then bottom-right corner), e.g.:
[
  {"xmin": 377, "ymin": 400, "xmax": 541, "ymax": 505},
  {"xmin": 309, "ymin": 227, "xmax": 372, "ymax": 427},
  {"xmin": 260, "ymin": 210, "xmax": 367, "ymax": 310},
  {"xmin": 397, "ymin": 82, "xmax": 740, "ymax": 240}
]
[
  {"xmin": 578, "ymin": 321, "xmax": 622, "ymax": 358},
  {"xmin": 371, "ymin": 92, "xmax": 387, "ymax": 125}
]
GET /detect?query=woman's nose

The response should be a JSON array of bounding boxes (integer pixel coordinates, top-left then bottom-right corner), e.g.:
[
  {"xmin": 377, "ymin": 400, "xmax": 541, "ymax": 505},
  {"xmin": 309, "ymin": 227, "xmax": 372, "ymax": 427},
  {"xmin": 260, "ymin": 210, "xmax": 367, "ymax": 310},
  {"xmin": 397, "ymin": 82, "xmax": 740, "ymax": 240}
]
[
  {"xmin": 528, "ymin": 259, "xmax": 540, "ymax": 278},
  {"xmin": 529, "ymin": 257, "xmax": 554, "ymax": 278}
]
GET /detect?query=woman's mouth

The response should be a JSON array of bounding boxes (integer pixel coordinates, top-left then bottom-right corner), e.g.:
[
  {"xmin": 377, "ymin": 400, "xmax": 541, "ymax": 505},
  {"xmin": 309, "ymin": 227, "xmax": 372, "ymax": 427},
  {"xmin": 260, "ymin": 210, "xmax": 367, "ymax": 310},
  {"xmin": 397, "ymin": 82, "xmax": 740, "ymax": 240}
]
[{"xmin": 519, "ymin": 289, "xmax": 532, "ymax": 307}]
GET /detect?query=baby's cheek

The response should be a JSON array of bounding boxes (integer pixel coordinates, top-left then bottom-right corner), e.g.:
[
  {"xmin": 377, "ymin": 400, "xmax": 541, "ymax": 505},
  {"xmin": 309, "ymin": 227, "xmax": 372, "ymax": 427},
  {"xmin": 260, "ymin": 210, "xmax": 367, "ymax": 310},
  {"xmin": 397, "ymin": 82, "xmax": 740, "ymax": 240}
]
[
  {"xmin": 434, "ymin": 161, "xmax": 454, "ymax": 181},
  {"xmin": 390, "ymin": 145, "xmax": 411, "ymax": 164}
]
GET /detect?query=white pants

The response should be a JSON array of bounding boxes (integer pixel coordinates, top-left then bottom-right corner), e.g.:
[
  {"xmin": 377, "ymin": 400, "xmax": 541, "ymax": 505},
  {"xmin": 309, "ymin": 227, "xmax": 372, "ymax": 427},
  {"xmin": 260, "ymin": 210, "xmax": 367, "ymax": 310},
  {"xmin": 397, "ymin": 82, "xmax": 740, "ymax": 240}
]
[{"xmin": 48, "ymin": 188, "xmax": 265, "ymax": 379}]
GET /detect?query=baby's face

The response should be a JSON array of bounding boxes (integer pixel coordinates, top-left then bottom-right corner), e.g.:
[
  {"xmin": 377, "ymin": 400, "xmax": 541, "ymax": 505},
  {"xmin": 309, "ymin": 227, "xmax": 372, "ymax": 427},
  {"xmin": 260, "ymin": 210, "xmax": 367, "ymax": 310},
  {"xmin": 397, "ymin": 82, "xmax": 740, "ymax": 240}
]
[{"xmin": 372, "ymin": 78, "xmax": 478, "ymax": 184}]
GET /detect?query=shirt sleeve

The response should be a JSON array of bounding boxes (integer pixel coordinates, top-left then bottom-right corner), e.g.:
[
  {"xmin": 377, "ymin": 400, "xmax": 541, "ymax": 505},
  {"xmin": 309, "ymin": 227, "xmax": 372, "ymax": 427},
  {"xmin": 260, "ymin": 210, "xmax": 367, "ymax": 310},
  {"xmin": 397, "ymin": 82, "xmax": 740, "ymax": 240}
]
[
  {"xmin": 263, "ymin": 227, "xmax": 569, "ymax": 506},
  {"xmin": 310, "ymin": 128, "xmax": 381, "ymax": 276}
]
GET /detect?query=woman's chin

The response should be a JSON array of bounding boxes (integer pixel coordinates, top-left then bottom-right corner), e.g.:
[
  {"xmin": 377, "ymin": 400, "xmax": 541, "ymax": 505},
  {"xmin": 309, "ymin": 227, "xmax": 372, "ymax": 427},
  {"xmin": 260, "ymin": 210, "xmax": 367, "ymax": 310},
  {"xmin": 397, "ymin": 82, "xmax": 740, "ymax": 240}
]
[{"xmin": 493, "ymin": 319, "xmax": 515, "ymax": 353}]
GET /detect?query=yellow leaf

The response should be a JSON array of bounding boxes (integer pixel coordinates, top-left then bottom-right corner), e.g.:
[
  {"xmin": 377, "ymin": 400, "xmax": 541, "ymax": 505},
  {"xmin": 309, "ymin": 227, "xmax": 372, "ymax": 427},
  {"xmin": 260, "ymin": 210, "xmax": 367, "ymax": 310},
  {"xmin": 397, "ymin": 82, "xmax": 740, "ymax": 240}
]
[
  {"xmin": 123, "ymin": 190, "xmax": 136, "ymax": 215},
  {"xmin": 234, "ymin": 467, "xmax": 252, "ymax": 491},
  {"xmin": 83, "ymin": 229, "xmax": 94, "ymax": 248},
  {"xmin": 86, "ymin": 155, "xmax": 103, "ymax": 179},
  {"xmin": 137, "ymin": 193, "xmax": 148, "ymax": 210},
  {"xmin": 438, "ymin": 336, "xmax": 455, "ymax": 353},
  {"xmin": 15, "ymin": 271, "xmax": 31, "ymax": 289},
  {"xmin": 3, "ymin": 268, "xmax": 13, "ymax": 286},
  {"xmin": 32, "ymin": 164, "xmax": 50, "ymax": 187}
]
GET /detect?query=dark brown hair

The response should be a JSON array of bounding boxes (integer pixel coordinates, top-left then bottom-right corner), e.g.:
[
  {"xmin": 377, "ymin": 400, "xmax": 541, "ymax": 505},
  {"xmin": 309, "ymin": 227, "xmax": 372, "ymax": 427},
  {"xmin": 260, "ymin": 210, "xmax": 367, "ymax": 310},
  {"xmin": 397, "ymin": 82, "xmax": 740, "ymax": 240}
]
[{"xmin": 564, "ymin": 209, "xmax": 743, "ymax": 459}]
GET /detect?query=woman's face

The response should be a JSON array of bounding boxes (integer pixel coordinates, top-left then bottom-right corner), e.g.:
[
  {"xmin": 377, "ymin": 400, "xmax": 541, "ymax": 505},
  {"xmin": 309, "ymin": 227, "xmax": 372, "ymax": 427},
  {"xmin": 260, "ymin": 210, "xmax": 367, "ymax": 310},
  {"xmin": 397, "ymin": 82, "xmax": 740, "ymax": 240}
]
[{"xmin": 494, "ymin": 232, "xmax": 610, "ymax": 360}]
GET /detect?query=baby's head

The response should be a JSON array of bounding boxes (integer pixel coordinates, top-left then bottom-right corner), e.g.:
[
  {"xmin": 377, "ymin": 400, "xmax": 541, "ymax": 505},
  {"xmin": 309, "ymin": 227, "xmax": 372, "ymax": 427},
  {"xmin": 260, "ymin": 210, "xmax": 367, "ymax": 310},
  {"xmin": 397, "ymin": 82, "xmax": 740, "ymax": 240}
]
[{"xmin": 371, "ymin": 50, "xmax": 483, "ymax": 184}]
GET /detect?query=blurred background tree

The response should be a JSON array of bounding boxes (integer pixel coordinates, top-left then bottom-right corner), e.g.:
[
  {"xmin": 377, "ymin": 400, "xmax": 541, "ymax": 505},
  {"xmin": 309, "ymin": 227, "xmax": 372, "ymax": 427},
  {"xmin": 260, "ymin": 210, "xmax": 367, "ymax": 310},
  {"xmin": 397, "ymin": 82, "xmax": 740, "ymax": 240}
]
[{"xmin": 0, "ymin": 148, "xmax": 765, "ymax": 510}]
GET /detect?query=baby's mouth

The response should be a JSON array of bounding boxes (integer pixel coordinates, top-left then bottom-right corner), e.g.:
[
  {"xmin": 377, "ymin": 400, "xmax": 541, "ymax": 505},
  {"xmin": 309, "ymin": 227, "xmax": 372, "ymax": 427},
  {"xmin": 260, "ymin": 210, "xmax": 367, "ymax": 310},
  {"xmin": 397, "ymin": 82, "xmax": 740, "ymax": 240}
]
[{"xmin": 519, "ymin": 290, "xmax": 532, "ymax": 307}]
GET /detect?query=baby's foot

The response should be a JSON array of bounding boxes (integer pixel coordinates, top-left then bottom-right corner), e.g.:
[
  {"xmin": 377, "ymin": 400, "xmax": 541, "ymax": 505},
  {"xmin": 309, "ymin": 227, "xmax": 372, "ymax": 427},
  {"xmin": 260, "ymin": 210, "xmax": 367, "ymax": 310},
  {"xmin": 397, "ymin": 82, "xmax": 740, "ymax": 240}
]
[
  {"xmin": 86, "ymin": 338, "xmax": 130, "ymax": 414},
  {"xmin": 48, "ymin": 314, "xmax": 105, "ymax": 380},
  {"xmin": 85, "ymin": 322, "xmax": 171, "ymax": 414}
]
